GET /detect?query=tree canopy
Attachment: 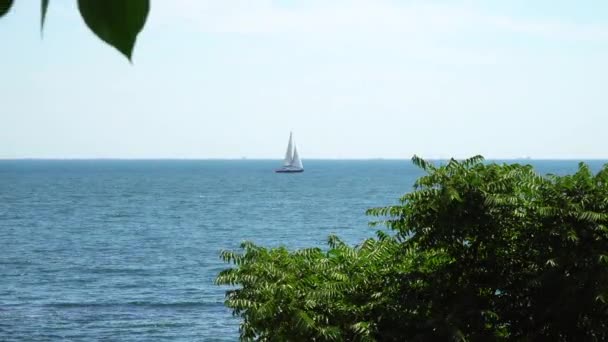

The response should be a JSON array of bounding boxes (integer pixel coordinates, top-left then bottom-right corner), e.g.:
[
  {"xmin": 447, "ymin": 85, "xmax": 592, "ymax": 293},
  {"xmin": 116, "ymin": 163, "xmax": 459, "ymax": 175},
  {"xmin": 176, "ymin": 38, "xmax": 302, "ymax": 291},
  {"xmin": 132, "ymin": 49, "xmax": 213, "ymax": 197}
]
[{"xmin": 217, "ymin": 156, "xmax": 608, "ymax": 341}]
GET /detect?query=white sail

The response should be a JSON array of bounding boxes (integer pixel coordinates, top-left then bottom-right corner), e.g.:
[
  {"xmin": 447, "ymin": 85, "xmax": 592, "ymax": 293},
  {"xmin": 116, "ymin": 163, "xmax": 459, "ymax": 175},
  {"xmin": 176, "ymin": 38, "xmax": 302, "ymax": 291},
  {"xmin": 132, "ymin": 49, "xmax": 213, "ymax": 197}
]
[
  {"xmin": 276, "ymin": 131, "xmax": 303, "ymax": 172},
  {"xmin": 283, "ymin": 132, "xmax": 293, "ymax": 166},
  {"xmin": 292, "ymin": 145, "xmax": 303, "ymax": 169}
]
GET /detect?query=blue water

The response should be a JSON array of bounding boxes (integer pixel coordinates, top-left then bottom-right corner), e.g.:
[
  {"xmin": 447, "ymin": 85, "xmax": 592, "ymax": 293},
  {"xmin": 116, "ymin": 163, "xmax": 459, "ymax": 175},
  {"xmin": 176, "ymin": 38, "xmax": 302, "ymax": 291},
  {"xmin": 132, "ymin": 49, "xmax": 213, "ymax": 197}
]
[{"xmin": 1, "ymin": 159, "xmax": 606, "ymax": 341}]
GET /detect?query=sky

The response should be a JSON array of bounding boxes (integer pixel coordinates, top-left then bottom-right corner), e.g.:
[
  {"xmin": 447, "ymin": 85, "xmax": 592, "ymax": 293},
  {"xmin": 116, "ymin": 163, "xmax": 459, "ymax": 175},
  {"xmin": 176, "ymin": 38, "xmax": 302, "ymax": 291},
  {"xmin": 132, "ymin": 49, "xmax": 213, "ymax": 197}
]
[{"xmin": 1, "ymin": 0, "xmax": 607, "ymax": 159}]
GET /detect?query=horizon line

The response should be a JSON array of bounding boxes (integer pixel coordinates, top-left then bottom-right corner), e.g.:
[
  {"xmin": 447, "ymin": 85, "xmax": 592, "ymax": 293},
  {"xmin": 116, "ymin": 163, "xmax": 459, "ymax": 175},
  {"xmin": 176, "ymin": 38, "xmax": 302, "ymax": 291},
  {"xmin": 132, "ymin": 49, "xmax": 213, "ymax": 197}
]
[{"xmin": 1, "ymin": 157, "xmax": 608, "ymax": 161}]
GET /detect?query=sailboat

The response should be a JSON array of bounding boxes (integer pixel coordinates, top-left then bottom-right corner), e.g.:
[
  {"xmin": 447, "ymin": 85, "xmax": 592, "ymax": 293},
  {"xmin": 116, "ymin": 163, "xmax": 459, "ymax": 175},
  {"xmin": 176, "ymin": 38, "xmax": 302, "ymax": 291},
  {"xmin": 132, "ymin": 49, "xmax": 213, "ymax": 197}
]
[{"xmin": 275, "ymin": 132, "xmax": 304, "ymax": 173}]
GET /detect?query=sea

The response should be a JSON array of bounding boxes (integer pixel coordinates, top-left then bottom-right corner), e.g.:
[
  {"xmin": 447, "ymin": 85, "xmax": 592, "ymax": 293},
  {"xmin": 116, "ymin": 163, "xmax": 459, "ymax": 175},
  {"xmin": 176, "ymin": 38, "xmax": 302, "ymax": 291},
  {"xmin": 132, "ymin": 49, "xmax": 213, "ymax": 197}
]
[{"xmin": 1, "ymin": 159, "xmax": 606, "ymax": 341}]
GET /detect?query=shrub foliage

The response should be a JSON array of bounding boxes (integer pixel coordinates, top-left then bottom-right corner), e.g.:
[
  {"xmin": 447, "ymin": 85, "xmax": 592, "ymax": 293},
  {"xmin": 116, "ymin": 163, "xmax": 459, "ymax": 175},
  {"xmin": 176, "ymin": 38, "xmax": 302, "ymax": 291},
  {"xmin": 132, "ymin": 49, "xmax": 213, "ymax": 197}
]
[{"xmin": 216, "ymin": 156, "xmax": 608, "ymax": 341}]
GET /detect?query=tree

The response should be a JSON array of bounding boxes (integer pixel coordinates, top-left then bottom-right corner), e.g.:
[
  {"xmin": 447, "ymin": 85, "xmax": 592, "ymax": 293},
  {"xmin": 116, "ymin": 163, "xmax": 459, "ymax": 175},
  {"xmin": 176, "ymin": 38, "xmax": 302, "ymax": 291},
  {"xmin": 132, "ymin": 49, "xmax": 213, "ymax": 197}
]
[
  {"xmin": 0, "ymin": 0, "xmax": 149, "ymax": 61},
  {"xmin": 216, "ymin": 156, "xmax": 608, "ymax": 341}
]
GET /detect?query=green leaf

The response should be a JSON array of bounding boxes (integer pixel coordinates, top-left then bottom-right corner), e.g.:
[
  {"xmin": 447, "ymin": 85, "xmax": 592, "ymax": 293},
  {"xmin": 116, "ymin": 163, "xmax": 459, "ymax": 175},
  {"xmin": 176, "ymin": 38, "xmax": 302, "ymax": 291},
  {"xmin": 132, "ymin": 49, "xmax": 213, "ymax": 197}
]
[
  {"xmin": 0, "ymin": 0, "xmax": 13, "ymax": 18},
  {"xmin": 77, "ymin": 0, "xmax": 149, "ymax": 61},
  {"xmin": 41, "ymin": 0, "xmax": 49, "ymax": 34}
]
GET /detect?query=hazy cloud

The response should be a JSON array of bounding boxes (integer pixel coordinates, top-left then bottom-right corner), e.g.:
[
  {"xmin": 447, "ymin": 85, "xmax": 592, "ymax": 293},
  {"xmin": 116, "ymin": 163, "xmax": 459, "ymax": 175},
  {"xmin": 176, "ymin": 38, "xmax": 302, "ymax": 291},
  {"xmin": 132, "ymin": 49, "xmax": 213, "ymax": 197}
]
[{"xmin": 156, "ymin": 0, "xmax": 608, "ymax": 42}]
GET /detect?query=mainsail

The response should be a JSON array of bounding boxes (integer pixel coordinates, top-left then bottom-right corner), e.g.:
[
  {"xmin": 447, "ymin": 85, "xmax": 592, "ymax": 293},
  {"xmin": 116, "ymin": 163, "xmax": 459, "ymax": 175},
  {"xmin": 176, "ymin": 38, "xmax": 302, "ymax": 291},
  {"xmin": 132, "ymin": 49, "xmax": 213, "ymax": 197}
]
[{"xmin": 283, "ymin": 132, "xmax": 294, "ymax": 166}]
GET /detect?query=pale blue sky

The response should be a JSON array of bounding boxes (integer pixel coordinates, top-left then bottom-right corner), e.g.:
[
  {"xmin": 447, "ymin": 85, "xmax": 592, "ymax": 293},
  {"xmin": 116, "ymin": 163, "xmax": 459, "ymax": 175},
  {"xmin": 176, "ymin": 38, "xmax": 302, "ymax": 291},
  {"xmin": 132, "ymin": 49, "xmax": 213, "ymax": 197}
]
[{"xmin": 1, "ymin": 0, "xmax": 607, "ymax": 159}]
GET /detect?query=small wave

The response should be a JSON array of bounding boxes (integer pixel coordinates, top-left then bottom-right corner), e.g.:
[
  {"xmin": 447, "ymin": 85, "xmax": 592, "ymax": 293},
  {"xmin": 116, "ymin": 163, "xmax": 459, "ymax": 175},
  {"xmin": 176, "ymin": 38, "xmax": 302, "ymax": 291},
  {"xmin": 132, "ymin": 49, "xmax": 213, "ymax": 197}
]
[
  {"xmin": 88, "ymin": 268, "xmax": 152, "ymax": 276},
  {"xmin": 116, "ymin": 322, "xmax": 196, "ymax": 329},
  {"xmin": 45, "ymin": 301, "xmax": 222, "ymax": 309},
  {"xmin": 126, "ymin": 301, "xmax": 221, "ymax": 308},
  {"xmin": 105, "ymin": 212, "xmax": 133, "ymax": 218},
  {"xmin": 0, "ymin": 260, "xmax": 33, "ymax": 266}
]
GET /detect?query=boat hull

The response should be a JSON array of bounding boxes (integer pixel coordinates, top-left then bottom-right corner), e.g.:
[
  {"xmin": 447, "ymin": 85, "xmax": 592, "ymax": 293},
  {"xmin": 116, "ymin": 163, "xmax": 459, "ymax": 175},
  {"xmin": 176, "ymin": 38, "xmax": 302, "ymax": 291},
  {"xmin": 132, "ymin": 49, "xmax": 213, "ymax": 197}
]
[{"xmin": 275, "ymin": 168, "xmax": 304, "ymax": 173}]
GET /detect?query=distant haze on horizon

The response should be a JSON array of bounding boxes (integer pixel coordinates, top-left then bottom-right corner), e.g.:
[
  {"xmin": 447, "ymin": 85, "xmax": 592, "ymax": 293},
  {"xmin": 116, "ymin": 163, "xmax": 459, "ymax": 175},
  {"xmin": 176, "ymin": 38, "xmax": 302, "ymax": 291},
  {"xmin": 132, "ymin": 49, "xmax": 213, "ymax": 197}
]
[{"xmin": 1, "ymin": 0, "xmax": 607, "ymax": 159}]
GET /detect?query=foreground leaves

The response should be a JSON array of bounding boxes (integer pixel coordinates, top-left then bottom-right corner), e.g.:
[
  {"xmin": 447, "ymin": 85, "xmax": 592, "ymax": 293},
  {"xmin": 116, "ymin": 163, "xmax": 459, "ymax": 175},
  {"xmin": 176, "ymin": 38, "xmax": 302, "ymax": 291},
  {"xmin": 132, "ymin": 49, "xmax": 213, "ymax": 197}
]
[
  {"xmin": 40, "ymin": 0, "xmax": 48, "ymax": 32},
  {"xmin": 1, "ymin": 0, "xmax": 149, "ymax": 61},
  {"xmin": 216, "ymin": 236, "xmax": 406, "ymax": 341},
  {"xmin": 0, "ymin": 0, "xmax": 12, "ymax": 18},
  {"xmin": 77, "ymin": 0, "xmax": 149, "ymax": 60},
  {"xmin": 218, "ymin": 157, "xmax": 608, "ymax": 341}
]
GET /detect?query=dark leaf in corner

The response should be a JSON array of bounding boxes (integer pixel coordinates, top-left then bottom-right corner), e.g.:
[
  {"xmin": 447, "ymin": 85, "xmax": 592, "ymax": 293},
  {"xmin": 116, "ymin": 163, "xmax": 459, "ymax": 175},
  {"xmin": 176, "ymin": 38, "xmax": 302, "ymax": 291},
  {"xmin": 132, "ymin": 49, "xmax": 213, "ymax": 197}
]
[
  {"xmin": 77, "ymin": 0, "xmax": 149, "ymax": 61},
  {"xmin": 41, "ymin": 0, "xmax": 49, "ymax": 32},
  {"xmin": 0, "ymin": 0, "xmax": 13, "ymax": 18}
]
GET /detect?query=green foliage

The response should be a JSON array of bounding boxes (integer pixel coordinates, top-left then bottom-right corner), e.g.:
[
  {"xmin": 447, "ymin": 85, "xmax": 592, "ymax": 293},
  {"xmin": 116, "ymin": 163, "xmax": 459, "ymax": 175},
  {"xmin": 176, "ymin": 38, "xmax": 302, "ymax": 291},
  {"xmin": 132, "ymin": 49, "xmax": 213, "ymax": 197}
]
[
  {"xmin": 1, "ymin": 0, "xmax": 149, "ymax": 61},
  {"xmin": 216, "ymin": 236, "xmax": 404, "ymax": 341},
  {"xmin": 77, "ymin": 0, "xmax": 149, "ymax": 61},
  {"xmin": 40, "ymin": 0, "xmax": 48, "ymax": 32},
  {"xmin": 217, "ymin": 156, "xmax": 608, "ymax": 341},
  {"xmin": 0, "ymin": 0, "xmax": 12, "ymax": 18}
]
